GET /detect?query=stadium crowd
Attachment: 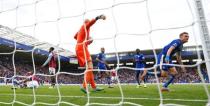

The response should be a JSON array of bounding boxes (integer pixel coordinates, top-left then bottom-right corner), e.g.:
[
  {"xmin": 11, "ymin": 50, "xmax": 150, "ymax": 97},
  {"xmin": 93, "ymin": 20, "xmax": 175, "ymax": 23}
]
[{"xmin": 0, "ymin": 56, "xmax": 209, "ymax": 84}]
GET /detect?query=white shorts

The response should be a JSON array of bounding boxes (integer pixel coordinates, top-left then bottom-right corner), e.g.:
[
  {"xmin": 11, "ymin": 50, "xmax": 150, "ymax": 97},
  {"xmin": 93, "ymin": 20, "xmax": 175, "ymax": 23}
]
[
  {"xmin": 111, "ymin": 76, "xmax": 118, "ymax": 81},
  {"xmin": 4, "ymin": 77, "xmax": 8, "ymax": 83},
  {"xmin": 49, "ymin": 67, "xmax": 56, "ymax": 75},
  {"xmin": 27, "ymin": 81, "xmax": 39, "ymax": 88}
]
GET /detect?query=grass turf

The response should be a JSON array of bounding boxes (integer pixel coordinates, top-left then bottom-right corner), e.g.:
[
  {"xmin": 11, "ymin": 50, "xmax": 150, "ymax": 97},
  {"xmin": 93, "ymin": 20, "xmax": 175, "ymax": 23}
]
[{"xmin": 0, "ymin": 84, "xmax": 209, "ymax": 106}]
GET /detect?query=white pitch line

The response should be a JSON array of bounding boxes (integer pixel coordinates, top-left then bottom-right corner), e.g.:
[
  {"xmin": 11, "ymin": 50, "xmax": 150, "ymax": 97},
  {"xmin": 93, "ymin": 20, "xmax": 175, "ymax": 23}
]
[{"xmin": 0, "ymin": 94, "xmax": 207, "ymax": 102}]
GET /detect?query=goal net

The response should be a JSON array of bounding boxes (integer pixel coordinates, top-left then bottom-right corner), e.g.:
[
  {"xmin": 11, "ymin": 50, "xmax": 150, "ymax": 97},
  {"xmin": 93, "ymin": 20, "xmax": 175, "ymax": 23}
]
[{"xmin": 0, "ymin": 0, "xmax": 210, "ymax": 106}]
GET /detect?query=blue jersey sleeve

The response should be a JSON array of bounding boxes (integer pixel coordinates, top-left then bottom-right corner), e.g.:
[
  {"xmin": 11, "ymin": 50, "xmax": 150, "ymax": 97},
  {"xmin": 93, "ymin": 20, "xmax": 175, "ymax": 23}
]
[
  {"xmin": 162, "ymin": 39, "xmax": 183, "ymax": 57},
  {"xmin": 134, "ymin": 55, "xmax": 139, "ymax": 62},
  {"xmin": 140, "ymin": 54, "xmax": 145, "ymax": 61},
  {"xmin": 171, "ymin": 39, "xmax": 181, "ymax": 48},
  {"xmin": 97, "ymin": 53, "xmax": 102, "ymax": 60}
]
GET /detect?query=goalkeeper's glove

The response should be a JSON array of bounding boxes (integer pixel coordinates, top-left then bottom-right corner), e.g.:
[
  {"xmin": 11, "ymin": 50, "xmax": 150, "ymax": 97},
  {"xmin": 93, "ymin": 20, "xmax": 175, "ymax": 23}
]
[
  {"xmin": 165, "ymin": 55, "xmax": 170, "ymax": 63},
  {"xmin": 95, "ymin": 15, "xmax": 103, "ymax": 20}
]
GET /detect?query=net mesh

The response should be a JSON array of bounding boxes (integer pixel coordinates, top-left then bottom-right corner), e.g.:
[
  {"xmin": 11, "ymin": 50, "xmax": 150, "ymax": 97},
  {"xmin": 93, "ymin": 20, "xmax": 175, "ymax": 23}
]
[{"xmin": 0, "ymin": 0, "xmax": 210, "ymax": 106}]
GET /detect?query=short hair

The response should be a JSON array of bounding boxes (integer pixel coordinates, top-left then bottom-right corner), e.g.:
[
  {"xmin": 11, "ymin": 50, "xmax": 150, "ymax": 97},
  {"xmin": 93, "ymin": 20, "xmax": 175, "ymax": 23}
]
[
  {"xmin": 179, "ymin": 32, "xmax": 188, "ymax": 37},
  {"xmin": 49, "ymin": 47, "xmax": 54, "ymax": 52},
  {"xmin": 136, "ymin": 48, "xmax": 140, "ymax": 53}
]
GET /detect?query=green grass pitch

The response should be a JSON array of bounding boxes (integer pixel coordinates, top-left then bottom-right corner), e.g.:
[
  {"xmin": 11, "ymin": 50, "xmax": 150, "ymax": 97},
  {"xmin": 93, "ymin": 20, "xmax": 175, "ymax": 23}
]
[{"xmin": 0, "ymin": 84, "xmax": 209, "ymax": 106}]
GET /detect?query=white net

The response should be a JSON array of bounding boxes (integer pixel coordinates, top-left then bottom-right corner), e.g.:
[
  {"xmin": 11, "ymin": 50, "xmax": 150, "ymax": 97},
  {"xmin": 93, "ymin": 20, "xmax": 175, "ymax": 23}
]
[{"xmin": 0, "ymin": 0, "xmax": 210, "ymax": 106}]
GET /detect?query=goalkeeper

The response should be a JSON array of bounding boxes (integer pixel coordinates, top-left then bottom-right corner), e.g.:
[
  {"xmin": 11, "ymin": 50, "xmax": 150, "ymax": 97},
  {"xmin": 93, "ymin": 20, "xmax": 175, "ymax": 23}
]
[{"xmin": 74, "ymin": 14, "xmax": 106, "ymax": 93}]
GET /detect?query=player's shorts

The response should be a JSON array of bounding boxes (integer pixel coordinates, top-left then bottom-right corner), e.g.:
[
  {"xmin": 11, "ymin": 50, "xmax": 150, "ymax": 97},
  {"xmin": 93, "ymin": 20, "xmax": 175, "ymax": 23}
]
[
  {"xmin": 111, "ymin": 76, "xmax": 118, "ymax": 81},
  {"xmin": 98, "ymin": 64, "xmax": 107, "ymax": 71},
  {"xmin": 157, "ymin": 53, "xmax": 173, "ymax": 71},
  {"xmin": 135, "ymin": 67, "xmax": 145, "ymax": 73},
  {"xmin": 27, "ymin": 81, "xmax": 39, "ymax": 88},
  {"xmin": 76, "ymin": 45, "xmax": 91, "ymax": 67},
  {"xmin": 4, "ymin": 77, "xmax": 8, "ymax": 83},
  {"xmin": 49, "ymin": 67, "xmax": 56, "ymax": 75}
]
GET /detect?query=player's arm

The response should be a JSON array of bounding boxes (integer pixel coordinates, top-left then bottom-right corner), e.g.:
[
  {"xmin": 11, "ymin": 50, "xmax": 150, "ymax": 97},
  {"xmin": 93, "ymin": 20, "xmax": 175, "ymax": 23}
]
[
  {"xmin": 86, "ymin": 36, "xmax": 93, "ymax": 45},
  {"xmin": 74, "ymin": 32, "xmax": 78, "ymax": 40},
  {"xmin": 165, "ymin": 46, "xmax": 175, "ymax": 63},
  {"xmin": 176, "ymin": 51, "xmax": 182, "ymax": 64},
  {"xmin": 140, "ymin": 55, "xmax": 145, "ymax": 62},
  {"xmin": 176, "ymin": 51, "xmax": 186, "ymax": 73},
  {"xmin": 41, "ymin": 54, "xmax": 52, "ymax": 67},
  {"xmin": 96, "ymin": 55, "xmax": 105, "ymax": 64},
  {"xmin": 86, "ymin": 15, "xmax": 106, "ymax": 29},
  {"xmin": 141, "ymin": 55, "xmax": 146, "ymax": 65},
  {"xmin": 96, "ymin": 54, "xmax": 109, "ymax": 65},
  {"xmin": 134, "ymin": 55, "xmax": 139, "ymax": 62}
]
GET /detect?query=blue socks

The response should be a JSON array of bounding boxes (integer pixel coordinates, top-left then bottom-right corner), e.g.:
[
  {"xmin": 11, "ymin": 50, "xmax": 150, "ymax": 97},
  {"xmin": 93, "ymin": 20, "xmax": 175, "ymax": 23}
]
[{"xmin": 163, "ymin": 75, "xmax": 175, "ymax": 88}]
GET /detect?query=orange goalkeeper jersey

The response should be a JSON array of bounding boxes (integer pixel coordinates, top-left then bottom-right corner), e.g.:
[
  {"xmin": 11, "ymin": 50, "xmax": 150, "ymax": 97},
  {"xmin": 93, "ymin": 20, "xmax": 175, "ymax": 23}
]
[{"xmin": 74, "ymin": 19, "xmax": 96, "ymax": 67}]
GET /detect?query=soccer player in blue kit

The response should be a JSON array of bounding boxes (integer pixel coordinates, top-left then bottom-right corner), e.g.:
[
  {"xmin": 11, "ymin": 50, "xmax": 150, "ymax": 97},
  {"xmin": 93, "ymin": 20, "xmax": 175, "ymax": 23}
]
[
  {"xmin": 148, "ymin": 32, "xmax": 189, "ymax": 91},
  {"xmin": 134, "ymin": 48, "xmax": 147, "ymax": 88},
  {"xmin": 96, "ymin": 47, "xmax": 113, "ymax": 88}
]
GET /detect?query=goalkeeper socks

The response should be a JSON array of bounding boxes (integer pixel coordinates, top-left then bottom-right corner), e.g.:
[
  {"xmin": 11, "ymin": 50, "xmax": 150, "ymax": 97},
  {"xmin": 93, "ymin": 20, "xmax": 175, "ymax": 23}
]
[{"xmin": 163, "ymin": 75, "xmax": 175, "ymax": 88}]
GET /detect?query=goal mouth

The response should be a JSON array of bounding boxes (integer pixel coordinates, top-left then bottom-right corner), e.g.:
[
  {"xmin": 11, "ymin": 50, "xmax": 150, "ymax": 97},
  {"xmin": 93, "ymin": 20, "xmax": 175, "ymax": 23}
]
[{"xmin": 0, "ymin": 0, "xmax": 210, "ymax": 106}]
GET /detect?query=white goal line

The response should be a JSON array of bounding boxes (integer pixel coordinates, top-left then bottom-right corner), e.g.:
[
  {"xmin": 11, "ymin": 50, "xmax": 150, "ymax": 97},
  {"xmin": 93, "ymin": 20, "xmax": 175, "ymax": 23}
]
[{"xmin": 0, "ymin": 94, "xmax": 207, "ymax": 102}]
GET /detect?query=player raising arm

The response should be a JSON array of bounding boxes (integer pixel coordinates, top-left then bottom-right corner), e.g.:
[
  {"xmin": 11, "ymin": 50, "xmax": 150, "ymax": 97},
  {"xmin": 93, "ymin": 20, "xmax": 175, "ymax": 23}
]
[{"xmin": 74, "ymin": 15, "xmax": 106, "ymax": 93}]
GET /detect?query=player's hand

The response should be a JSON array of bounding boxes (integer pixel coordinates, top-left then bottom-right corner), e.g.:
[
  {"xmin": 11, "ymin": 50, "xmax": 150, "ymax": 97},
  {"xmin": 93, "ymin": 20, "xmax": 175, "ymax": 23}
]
[
  {"xmin": 96, "ymin": 14, "xmax": 106, "ymax": 20},
  {"xmin": 100, "ymin": 15, "xmax": 106, "ymax": 20},
  {"xmin": 87, "ymin": 36, "xmax": 93, "ymax": 45},
  {"xmin": 164, "ymin": 55, "xmax": 170, "ymax": 64}
]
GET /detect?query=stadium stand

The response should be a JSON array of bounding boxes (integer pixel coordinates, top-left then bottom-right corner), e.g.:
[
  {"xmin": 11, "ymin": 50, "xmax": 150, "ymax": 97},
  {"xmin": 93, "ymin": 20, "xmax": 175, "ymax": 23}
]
[{"xmin": 0, "ymin": 25, "xmax": 208, "ymax": 85}]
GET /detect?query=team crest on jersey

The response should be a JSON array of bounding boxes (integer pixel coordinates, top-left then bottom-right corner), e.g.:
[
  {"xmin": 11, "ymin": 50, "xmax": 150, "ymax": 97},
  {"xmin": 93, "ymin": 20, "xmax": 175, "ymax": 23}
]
[{"xmin": 173, "ymin": 43, "xmax": 177, "ymax": 47}]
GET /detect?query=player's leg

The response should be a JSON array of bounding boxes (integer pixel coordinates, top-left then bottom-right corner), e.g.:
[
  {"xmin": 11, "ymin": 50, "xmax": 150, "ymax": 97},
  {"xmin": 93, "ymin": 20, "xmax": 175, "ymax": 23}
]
[
  {"xmin": 147, "ymin": 54, "xmax": 163, "ymax": 77},
  {"xmin": 82, "ymin": 61, "xmax": 96, "ymax": 89},
  {"xmin": 140, "ymin": 69, "xmax": 147, "ymax": 87},
  {"xmin": 78, "ymin": 47, "xmax": 103, "ymax": 93},
  {"xmin": 162, "ymin": 67, "xmax": 177, "ymax": 89},
  {"xmin": 82, "ymin": 68, "xmax": 91, "ymax": 93},
  {"xmin": 105, "ymin": 71, "xmax": 113, "ymax": 88},
  {"xmin": 76, "ymin": 48, "xmax": 89, "ymax": 93},
  {"xmin": 136, "ymin": 70, "xmax": 141, "ymax": 88},
  {"xmin": 49, "ymin": 67, "xmax": 56, "ymax": 88},
  {"xmin": 95, "ymin": 68, "xmax": 102, "ymax": 80}
]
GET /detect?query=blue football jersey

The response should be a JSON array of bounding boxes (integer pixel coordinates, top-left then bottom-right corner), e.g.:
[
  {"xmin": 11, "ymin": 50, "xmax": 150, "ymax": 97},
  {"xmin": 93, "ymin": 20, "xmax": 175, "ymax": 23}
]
[
  {"xmin": 161, "ymin": 39, "xmax": 183, "ymax": 57},
  {"xmin": 97, "ymin": 53, "xmax": 106, "ymax": 69},
  {"xmin": 134, "ymin": 54, "xmax": 145, "ymax": 68}
]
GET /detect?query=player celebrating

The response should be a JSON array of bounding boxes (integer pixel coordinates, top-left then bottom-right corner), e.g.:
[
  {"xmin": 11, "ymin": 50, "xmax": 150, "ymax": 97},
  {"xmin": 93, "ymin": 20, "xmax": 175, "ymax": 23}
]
[
  {"xmin": 96, "ymin": 47, "xmax": 113, "ymax": 88},
  {"xmin": 134, "ymin": 48, "xmax": 147, "ymax": 88},
  {"xmin": 74, "ymin": 15, "xmax": 106, "ymax": 93},
  {"xmin": 42, "ymin": 47, "xmax": 57, "ymax": 88},
  {"xmin": 148, "ymin": 32, "xmax": 189, "ymax": 91}
]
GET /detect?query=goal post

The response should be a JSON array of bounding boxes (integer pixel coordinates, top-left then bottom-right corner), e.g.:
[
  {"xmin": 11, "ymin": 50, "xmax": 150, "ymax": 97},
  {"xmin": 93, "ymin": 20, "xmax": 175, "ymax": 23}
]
[{"xmin": 194, "ymin": 0, "xmax": 210, "ymax": 82}]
